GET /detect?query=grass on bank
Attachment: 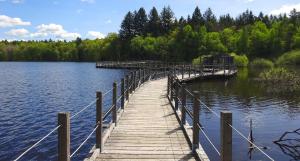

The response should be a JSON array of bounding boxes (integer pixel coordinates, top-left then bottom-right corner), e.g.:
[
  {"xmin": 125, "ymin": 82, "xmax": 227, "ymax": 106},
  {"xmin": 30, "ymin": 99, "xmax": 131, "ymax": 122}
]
[
  {"xmin": 250, "ymin": 58, "xmax": 274, "ymax": 68},
  {"xmin": 276, "ymin": 50, "xmax": 300, "ymax": 65}
]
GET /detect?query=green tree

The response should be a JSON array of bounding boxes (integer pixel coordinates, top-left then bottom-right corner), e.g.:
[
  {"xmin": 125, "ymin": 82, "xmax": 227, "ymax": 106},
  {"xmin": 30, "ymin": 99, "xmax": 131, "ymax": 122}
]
[
  {"xmin": 134, "ymin": 7, "xmax": 148, "ymax": 36},
  {"xmin": 147, "ymin": 7, "xmax": 161, "ymax": 36},
  {"xmin": 191, "ymin": 6, "xmax": 204, "ymax": 30},
  {"xmin": 160, "ymin": 6, "xmax": 174, "ymax": 35},
  {"xmin": 120, "ymin": 11, "xmax": 135, "ymax": 39},
  {"xmin": 205, "ymin": 32, "xmax": 227, "ymax": 54},
  {"xmin": 203, "ymin": 8, "xmax": 217, "ymax": 32}
]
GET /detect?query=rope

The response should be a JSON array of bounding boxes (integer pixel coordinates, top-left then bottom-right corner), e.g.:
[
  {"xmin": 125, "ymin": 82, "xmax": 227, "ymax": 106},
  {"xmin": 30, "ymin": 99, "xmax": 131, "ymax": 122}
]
[
  {"xmin": 103, "ymin": 88, "xmax": 113, "ymax": 96},
  {"xmin": 117, "ymin": 95, "xmax": 122, "ymax": 102},
  {"xmin": 199, "ymin": 127, "xmax": 220, "ymax": 156},
  {"xmin": 14, "ymin": 125, "xmax": 61, "ymax": 161},
  {"xmin": 70, "ymin": 125, "xmax": 99, "ymax": 158},
  {"xmin": 70, "ymin": 99, "xmax": 98, "ymax": 119}
]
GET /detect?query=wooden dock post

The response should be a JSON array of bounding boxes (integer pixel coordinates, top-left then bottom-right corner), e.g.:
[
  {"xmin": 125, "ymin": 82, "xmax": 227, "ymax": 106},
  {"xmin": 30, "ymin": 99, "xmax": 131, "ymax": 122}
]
[
  {"xmin": 125, "ymin": 75, "xmax": 129, "ymax": 101},
  {"xmin": 175, "ymin": 80, "xmax": 179, "ymax": 111},
  {"xmin": 96, "ymin": 92, "xmax": 103, "ymax": 151},
  {"xmin": 130, "ymin": 72, "xmax": 134, "ymax": 93},
  {"xmin": 121, "ymin": 78, "xmax": 125, "ymax": 109},
  {"xmin": 181, "ymin": 65, "xmax": 184, "ymax": 79},
  {"xmin": 58, "ymin": 112, "xmax": 70, "ymax": 161},
  {"xmin": 189, "ymin": 66, "xmax": 191, "ymax": 78},
  {"xmin": 112, "ymin": 82, "xmax": 117, "ymax": 125},
  {"xmin": 192, "ymin": 91, "xmax": 200, "ymax": 152},
  {"xmin": 181, "ymin": 83, "xmax": 186, "ymax": 126},
  {"xmin": 142, "ymin": 68, "xmax": 145, "ymax": 83},
  {"xmin": 221, "ymin": 111, "xmax": 232, "ymax": 161},
  {"xmin": 133, "ymin": 71, "xmax": 136, "ymax": 90},
  {"xmin": 171, "ymin": 76, "xmax": 175, "ymax": 100},
  {"xmin": 167, "ymin": 74, "xmax": 170, "ymax": 97}
]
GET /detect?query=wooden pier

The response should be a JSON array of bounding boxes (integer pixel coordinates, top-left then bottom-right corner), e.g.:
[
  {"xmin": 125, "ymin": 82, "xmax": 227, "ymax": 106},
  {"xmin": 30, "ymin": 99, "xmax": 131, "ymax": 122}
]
[
  {"xmin": 87, "ymin": 78, "xmax": 207, "ymax": 161},
  {"xmin": 96, "ymin": 61, "xmax": 238, "ymax": 83},
  {"xmin": 14, "ymin": 61, "xmax": 238, "ymax": 161}
]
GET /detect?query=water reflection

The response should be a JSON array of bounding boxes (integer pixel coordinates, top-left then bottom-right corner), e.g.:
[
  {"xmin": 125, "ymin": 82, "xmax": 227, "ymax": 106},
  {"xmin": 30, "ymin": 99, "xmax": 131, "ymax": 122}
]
[
  {"xmin": 274, "ymin": 128, "xmax": 300, "ymax": 161},
  {"xmin": 187, "ymin": 67, "xmax": 300, "ymax": 161}
]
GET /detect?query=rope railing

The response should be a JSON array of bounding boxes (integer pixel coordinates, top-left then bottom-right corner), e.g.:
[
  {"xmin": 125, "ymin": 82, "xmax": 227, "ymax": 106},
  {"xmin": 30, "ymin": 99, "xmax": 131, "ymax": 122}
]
[
  {"xmin": 168, "ymin": 73, "xmax": 275, "ymax": 161},
  {"xmin": 70, "ymin": 125, "xmax": 99, "ymax": 158},
  {"xmin": 14, "ymin": 125, "xmax": 61, "ymax": 161},
  {"xmin": 70, "ymin": 99, "xmax": 98, "ymax": 119}
]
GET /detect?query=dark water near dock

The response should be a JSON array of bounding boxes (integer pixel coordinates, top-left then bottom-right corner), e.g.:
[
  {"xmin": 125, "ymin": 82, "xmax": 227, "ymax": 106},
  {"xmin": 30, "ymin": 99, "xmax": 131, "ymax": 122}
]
[
  {"xmin": 187, "ymin": 67, "xmax": 300, "ymax": 161},
  {"xmin": 0, "ymin": 62, "xmax": 127, "ymax": 161}
]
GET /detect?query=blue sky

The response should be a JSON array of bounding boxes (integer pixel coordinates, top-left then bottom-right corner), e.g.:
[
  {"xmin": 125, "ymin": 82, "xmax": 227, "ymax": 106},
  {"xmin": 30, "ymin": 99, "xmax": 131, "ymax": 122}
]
[{"xmin": 0, "ymin": 0, "xmax": 299, "ymax": 41}]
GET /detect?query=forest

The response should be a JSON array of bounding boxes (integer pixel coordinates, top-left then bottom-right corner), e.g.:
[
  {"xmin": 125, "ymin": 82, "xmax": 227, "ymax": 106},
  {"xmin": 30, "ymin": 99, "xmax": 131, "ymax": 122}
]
[{"xmin": 0, "ymin": 6, "xmax": 300, "ymax": 64}]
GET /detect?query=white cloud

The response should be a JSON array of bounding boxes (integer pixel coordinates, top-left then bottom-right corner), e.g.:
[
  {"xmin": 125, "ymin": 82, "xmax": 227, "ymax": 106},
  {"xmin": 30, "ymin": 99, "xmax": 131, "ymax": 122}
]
[
  {"xmin": 80, "ymin": 0, "xmax": 95, "ymax": 3},
  {"xmin": 87, "ymin": 31, "xmax": 105, "ymax": 39},
  {"xmin": 32, "ymin": 23, "xmax": 81, "ymax": 40},
  {"xmin": 270, "ymin": 3, "xmax": 300, "ymax": 15},
  {"xmin": 5, "ymin": 28, "xmax": 29, "ymax": 37},
  {"xmin": 105, "ymin": 20, "xmax": 112, "ymax": 24},
  {"xmin": 0, "ymin": 15, "xmax": 31, "ymax": 28}
]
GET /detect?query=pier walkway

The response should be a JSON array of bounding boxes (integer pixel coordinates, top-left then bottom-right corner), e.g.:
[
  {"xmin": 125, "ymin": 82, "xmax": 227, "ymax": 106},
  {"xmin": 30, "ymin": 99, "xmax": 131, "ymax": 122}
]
[
  {"xmin": 14, "ymin": 62, "xmax": 275, "ymax": 161},
  {"xmin": 94, "ymin": 78, "xmax": 201, "ymax": 161}
]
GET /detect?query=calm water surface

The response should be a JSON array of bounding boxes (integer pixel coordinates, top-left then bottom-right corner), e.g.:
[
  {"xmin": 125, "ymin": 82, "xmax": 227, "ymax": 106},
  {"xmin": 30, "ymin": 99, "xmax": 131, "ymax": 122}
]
[
  {"xmin": 187, "ymin": 67, "xmax": 300, "ymax": 161},
  {"xmin": 0, "ymin": 63, "xmax": 299, "ymax": 161},
  {"xmin": 0, "ymin": 62, "xmax": 127, "ymax": 161}
]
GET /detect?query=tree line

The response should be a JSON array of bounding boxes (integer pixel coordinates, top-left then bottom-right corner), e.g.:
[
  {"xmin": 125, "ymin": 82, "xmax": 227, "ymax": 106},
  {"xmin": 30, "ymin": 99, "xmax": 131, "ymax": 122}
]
[{"xmin": 0, "ymin": 6, "xmax": 300, "ymax": 62}]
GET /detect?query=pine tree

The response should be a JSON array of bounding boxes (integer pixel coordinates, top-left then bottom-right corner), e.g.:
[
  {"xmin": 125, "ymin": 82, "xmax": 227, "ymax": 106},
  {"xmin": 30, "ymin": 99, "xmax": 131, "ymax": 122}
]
[
  {"xmin": 147, "ymin": 7, "xmax": 161, "ymax": 36},
  {"xmin": 120, "ymin": 11, "xmax": 135, "ymax": 39},
  {"xmin": 203, "ymin": 8, "xmax": 217, "ymax": 32},
  {"xmin": 160, "ymin": 6, "xmax": 174, "ymax": 34},
  {"xmin": 134, "ymin": 7, "xmax": 148, "ymax": 36},
  {"xmin": 191, "ymin": 6, "xmax": 204, "ymax": 29}
]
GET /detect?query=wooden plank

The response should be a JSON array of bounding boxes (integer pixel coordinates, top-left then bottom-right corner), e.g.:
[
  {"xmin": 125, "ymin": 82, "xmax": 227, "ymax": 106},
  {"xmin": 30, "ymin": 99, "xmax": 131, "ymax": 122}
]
[{"xmin": 85, "ymin": 78, "xmax": 208, "ymax": 161}]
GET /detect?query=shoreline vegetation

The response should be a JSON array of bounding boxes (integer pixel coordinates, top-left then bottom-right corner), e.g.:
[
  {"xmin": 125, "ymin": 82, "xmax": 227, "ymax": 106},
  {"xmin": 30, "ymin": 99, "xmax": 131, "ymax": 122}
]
[{"xmin": 0, "ymin": 6, "xmax": 299, "ymax": 63}]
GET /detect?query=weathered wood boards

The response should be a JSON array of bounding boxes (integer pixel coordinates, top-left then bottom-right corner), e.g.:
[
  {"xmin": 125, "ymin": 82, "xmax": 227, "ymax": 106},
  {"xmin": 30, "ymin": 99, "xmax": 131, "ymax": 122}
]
[{"xmin": 90, "ymin": 78, "xmax": 204, "ymax": 161}]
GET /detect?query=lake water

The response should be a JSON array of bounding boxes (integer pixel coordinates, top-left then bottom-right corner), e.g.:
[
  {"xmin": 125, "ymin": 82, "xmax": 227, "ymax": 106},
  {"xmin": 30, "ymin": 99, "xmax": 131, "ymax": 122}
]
[
  {"xmin": 0, "ymin": 62, "xmax": 127, "ymax": 161},
  {"xmin": 187, "ymin": 67, "xmax": 300, "ymax": 161},
  {"xmin": 0, "ymin": 62, "xmax": 299, "ymax": 161}
]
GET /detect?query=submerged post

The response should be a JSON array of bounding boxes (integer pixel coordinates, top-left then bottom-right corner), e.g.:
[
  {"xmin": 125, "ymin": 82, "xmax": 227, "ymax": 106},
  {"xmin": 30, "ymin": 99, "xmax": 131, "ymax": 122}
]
[
  {"xmin": 121, "ymin": 78, "xmax": 125, "ymax": 109},
  {"xmin": 96, "ymin": 92, "xmax": 103, "ymax": 151},
  {"xmin": 112, "ymin": 82, "xmax": 117, "ymax": 125},
  {"xmin": 192, "ymin": 91, "xmax": 200, "ymax": 152},
  {"xmin": 221, "ymin": 111, "xmax": 232, "ymax": 161},
  {"xmin": 181, "ymin": 83, "xmax": 186, "ymax": 126},
  {"xmin": 58, "ymin": 112, "xmax": 70, "ymax": 161}
]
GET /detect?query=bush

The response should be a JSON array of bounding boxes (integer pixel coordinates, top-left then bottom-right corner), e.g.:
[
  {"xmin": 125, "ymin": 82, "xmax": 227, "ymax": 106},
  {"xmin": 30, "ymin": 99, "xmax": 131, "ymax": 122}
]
[
  {"xmin": 230, "ymin": 53, "xmax": 249, "ymax": 67},
  {"xmin": 259, "ymin": 67, "xmax": 300, "ymax": 93},
  {"xmin": 250, "ymin": 58, "xmax": 274, "ymax": 68},
  {"xmin": 276, "ymin": 50, "xmax": 300, "ymax": 65}
]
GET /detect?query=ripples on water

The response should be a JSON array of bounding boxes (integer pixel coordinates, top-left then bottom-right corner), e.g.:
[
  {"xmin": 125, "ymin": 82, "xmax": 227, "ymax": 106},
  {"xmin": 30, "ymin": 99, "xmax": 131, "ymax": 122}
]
[
  {"xmin": 1, "ymin": 63, "xmax": 300, "ymax": 161},
  {"xmin": 0, "ymin": 62, "xmax": 127, "ymax": 161},
  {"xmin": 187, "ymin": 68, "xmax": 300, "ymax": 161}
]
